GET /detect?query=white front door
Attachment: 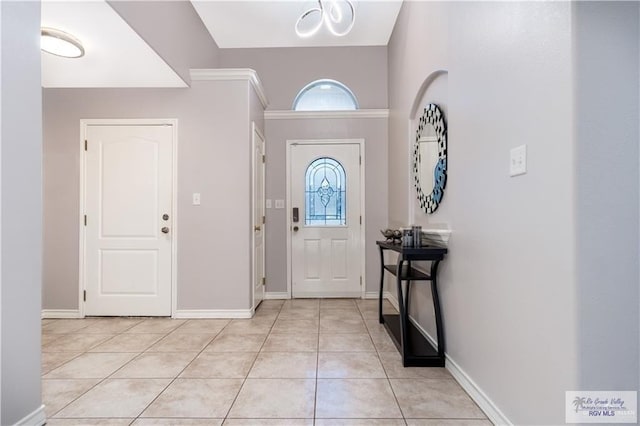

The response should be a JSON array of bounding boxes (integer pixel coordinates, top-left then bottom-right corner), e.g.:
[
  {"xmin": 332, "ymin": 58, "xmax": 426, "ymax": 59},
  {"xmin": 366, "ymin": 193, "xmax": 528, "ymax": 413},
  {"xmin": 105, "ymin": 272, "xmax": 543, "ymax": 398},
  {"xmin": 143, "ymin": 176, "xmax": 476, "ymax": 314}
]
[
  {"xmin": 84, "ymin": 122, "xmax": 174, "ymax": 316},
  {"xmin": 252, "ymin": 124, "xmax": 266, "ymax": 309},
  {"xmin": 289, "ymin": 141, "xmax": 362, "ymax": 298}
]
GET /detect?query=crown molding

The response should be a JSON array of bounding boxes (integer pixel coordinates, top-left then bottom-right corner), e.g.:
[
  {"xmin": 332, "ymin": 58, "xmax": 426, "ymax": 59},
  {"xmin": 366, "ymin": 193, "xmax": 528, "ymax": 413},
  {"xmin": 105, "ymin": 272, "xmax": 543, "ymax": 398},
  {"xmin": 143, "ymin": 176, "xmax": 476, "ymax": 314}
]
[
  {"xmin": 189, "ymin": 68, "xmax": 268, "ymax": 108},
  {"xmin": 264, "ymin": 109, "xmax": 389, "ymax": 120}
]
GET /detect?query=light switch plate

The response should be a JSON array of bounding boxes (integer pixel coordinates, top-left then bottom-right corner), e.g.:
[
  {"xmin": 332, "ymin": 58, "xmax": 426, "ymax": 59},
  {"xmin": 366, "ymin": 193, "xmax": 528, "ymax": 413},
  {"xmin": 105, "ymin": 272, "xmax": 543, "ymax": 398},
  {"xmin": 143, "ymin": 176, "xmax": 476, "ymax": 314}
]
[
  {"xmin": 275, "ymin": 199, "xmax": 285, "ymax": 209},
  {"xmin": 510, "ymin": 145, "xmax": 527, "ymax": 177},
  {"xmin": 266, "ymin": 199, "xmax": 272, "ymax": 209},
  {"xmin": 192, "ymin": 193, "xmax": 201, "ymax": 205}
]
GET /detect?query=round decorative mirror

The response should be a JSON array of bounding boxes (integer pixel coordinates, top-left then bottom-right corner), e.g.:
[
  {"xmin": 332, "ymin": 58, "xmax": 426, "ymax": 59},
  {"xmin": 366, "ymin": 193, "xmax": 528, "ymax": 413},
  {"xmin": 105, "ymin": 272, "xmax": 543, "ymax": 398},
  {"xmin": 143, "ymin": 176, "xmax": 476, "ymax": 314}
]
[{"xmin": 413, "ymin": 103, "xmax": 447, "ymax": 214}]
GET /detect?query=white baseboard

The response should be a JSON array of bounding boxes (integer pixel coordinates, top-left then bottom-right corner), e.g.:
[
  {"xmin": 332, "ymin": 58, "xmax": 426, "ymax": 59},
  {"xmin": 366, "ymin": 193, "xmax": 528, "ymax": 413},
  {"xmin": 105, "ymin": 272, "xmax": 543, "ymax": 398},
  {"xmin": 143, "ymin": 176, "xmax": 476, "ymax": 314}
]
[
  {"xmin": 408, "ymin": 316, "xmax": 512, "ymax": 426},
  {"xmin": 172, "ymin": 309, "xmax": 254, "ymax": 319},
  {"xmin": 264, "ymin": 292, "xmax": 290, "ymax": 300},
  {"xmin": 293, "ymin": 291, "xmax": 362, "ymax": 298},
  {"xmin": 408, "ymin": 315, "xmax": 439, "ymax": 348},
  {"xmin": 384, "ymin": 291, "xmax": 399, "ymax": 311},
  {"xmin": 41, "ymin": 309, "xmax": 82, "ymax": 319},
  {"xmin": 364, "ymin": 291, "xmax": 399, "ymax": 311},
  {"xmin": 446, "ymin": 351, "xmax": 512, "ymax": 425},
  {"xmin": 15, "ymin": 404, "xmax": 46, "ymax": 426}
]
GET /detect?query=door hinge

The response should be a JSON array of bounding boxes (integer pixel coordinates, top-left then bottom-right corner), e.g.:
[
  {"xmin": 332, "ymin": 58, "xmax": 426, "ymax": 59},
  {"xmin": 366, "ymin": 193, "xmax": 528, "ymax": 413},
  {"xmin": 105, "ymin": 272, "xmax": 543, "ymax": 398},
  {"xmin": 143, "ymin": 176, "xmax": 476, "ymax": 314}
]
[
  {"xmin": 84, "ymin": 140, "xmax": 87, "ymax": 151},
  {"xmin": 360, "ymin": 276, "xmax": 363, "ymax": 286},
  {"xmin": 262, "ymin": 277, "xmax": 266, "ymax": 286},
  {"xmin": 262, "ymin": 154, "xmax": 265, "ymax": 163},
  {"xmin": 262, "ymin": 215, "xmax": 266, "ymax": 224},
  {"xmin": 83, "ymin": 290, "xmax": 86, "ymax": 302},
  {"xmin": 84, "ymin": 215, "xmax": 87, "ymax": 226},
  {"xmin": 359, "ymin": 155, "xmax": 361, "ymax": 165},
  {"xmin": 359, "ymin": 216, "xmax": 362, "ymax": 225}
]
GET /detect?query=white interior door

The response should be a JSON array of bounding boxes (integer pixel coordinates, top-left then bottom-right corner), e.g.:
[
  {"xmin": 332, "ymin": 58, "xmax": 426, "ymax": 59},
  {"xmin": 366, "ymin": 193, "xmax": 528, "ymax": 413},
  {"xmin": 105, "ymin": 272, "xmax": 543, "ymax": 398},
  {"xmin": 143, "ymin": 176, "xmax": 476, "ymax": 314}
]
[
  {"xmin": 290, "ymin": 142, "xmax": 362, "ymax": 298},
  {"xmin": 84, "ymin": 123, "xmax": 174, "ymax": 316},
  {"xmin": 252, "ymin": 124, "xmax": 266, "ymax": 309}
]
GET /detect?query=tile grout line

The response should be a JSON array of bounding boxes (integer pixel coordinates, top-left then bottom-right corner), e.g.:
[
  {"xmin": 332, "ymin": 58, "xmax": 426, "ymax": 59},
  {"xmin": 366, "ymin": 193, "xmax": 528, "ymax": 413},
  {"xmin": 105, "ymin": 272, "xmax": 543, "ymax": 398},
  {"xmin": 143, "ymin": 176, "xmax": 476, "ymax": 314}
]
[
  {"xmin": 126, "ymin": 318, "xmax": 229, "ymax": 422},
  {"xmin": 42, "ymin": 318, "xmax": 152, "ymax": 419},
  {"xmin": 366, "ymin": 300, "xmax": 408, "ymax": 424},
  {"xmin": 45, "ymin": 301, "xmax": 472, "ymax": 424},
  {"xmin": 41, "ymin": 350, "xmax": 84, "ymax": 376},
  {"xmin": 365, "ymin": 300, "xmax": 410, "ymax": 425},
  {"xmin": 42, "ymin": 318, "xmax": 153, "ymax": 418},
  {"xmin": 313, "ymin": 301, "xmax": 322, "ymax": 424},
  {"xmin": 105, "ymin": 320, "xmax": 189, "ymax": 418},
  {"xmin": 221, "ymin": 302, "xmax": 283, "ymax": 422},
  {"xmin": 136, "ymin": 318, "xmax": 244, "ymax": 422}
]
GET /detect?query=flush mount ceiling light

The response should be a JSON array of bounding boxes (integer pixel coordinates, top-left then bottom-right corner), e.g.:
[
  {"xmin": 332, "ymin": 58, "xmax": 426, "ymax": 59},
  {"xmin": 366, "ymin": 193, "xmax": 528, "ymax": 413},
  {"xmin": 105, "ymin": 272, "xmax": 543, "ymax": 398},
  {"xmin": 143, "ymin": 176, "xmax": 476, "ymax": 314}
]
[
  {"xmin": 41, "ymin": 28, "xmax": 85, "ymax": 58},
  {"xmin": 295, "ymin": 0, "xmax": 355, "ymax": 38}
]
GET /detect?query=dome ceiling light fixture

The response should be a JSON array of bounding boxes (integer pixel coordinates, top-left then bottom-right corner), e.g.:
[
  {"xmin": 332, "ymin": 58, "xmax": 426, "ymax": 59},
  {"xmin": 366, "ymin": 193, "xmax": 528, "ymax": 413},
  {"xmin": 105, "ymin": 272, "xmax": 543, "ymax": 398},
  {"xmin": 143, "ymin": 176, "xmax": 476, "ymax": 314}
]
[
  {"xmin": 41, "ymin": 27, "xmax": 85, "ymax": 58},
  {"xmin": 295, "ymin": 0, "xmax": 355, "ymax": 38}
]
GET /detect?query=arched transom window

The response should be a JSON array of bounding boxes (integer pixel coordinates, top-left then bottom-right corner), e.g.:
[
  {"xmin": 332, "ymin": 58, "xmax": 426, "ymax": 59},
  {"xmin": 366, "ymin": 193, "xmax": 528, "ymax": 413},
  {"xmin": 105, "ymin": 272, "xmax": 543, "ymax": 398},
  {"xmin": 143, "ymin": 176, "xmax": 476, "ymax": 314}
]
[
  {"xmin": 293, "ymin": 79, "xmax": 359, "ymax": 111},
  {"xmin": 305, "ymin": 157, "xmax": 347, "ymax": 226}
]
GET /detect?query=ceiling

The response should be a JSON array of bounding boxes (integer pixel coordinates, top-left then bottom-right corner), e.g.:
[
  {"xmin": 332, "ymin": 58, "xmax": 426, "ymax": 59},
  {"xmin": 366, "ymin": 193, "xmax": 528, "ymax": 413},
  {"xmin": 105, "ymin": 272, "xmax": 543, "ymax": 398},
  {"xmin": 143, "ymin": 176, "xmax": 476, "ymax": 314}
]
[
  {"xmin": 192, "ymin": 0, "xmax": 404, "ymax": 49},
  {"xmin": 41, "ymin": 0, "xmax": 187, "ymax": 88},
  {"xmin": 41, "ymin": 0, "xmax": 403, "ymax": 88}
]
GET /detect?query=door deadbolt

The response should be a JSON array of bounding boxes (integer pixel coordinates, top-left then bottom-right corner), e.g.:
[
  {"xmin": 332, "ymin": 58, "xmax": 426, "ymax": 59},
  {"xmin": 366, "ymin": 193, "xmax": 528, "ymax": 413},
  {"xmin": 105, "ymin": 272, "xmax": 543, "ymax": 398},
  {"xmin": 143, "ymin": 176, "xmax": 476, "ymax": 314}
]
[
  {"xmin": 162, "ymin": 214, "xmax": 169, "ymax": 220},
  {"xmin": 293, "ymin": 226, "xmax": 299, "ymax": 232},
  {"xmin": 161, "ymin": 227, "xmax": 170, "ymax": 234}
]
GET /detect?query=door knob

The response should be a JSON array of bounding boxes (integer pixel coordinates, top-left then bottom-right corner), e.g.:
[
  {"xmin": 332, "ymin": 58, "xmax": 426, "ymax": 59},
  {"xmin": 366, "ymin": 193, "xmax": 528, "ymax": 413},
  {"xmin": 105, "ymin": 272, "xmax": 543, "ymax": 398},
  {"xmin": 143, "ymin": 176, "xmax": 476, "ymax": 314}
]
[
  {"xmin": 161, "ymin": 227, "xmax": 170, "ymax": 234},
  {"xmin": 254, "ymin": 225, "xmax": 261, "ymax": 231},
  {"xmin": 293, "ymin": 226, "xmax": 299, "ymax": 232}
]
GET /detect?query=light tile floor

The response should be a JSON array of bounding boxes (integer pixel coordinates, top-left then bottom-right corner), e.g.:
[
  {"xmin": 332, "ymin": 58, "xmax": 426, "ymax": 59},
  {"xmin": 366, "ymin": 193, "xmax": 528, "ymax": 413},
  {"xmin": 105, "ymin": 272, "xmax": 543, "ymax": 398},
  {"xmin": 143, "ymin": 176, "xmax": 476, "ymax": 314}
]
[{"xmin": 42, "ymin": 299, "xmax": 491, "ymax": 425}]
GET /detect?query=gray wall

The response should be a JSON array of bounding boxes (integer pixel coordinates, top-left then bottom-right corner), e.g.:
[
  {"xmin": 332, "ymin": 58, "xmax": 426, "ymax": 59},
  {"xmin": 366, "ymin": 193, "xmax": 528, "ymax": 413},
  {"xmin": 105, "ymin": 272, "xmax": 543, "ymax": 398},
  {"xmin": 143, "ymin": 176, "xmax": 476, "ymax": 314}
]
[
  {"xmin": 43, "ymin": 41, "xmax": 390, "ymax": 309},
  {"xmin": 43, "ymin": 80, "xmax": 260, "ymax": 311},
  {"xmin": 220, "ymin": 47, "xmax": 388, "ymax": 110},
  {"xmin": 219, "ymin": 45, "xmax": 389, "ymax": 296},
  {"xmin": 388, "ymin": 1, "xmax": 639, "ymax": 424},
  {"xmin": 108, "ymin": 1, "xmax": 220, "ymax": 84},
  {"xmin": 1, "ymin": 1, "xmax": 43, "ymax": 423},
  {"xmin": 264, "ymin": 117, "xmax": 388, "ymax": 294},
  {"xmin": 573, "ymin": 1, "xmax": 639, "ymax": 393},
  {"xmin": 389, "ymin": 2, "xmax": 578, "ymax": 424}
]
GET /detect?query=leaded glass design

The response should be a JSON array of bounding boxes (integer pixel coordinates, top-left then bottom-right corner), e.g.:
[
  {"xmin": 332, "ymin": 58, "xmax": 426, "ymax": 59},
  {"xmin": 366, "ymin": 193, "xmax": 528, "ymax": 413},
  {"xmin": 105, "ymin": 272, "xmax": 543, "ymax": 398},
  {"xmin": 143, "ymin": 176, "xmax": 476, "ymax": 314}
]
[{"xmin": 305, "ymin": 157, "xmax": 346, "ymax": 226}]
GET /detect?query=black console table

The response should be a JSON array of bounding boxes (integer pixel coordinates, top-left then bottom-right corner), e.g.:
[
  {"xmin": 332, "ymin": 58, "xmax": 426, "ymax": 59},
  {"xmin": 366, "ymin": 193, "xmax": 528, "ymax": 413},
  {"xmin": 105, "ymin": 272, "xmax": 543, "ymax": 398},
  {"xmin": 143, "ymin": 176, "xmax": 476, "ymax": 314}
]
[{"xmin": 377, "ymin": 241, "xmax": 448, "ymax": 367}]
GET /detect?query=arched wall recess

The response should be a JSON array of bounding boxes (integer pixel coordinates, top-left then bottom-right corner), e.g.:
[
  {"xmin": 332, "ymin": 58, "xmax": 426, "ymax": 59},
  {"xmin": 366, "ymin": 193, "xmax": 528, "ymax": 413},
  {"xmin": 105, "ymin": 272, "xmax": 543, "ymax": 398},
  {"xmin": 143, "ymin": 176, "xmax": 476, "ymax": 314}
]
[
  {"xmin": 410, "ymin": 70, "xmax": 448, "ymax": 214},
  {"xmin": 410, "ymin": 69, "xmax": 448, "ymax": 120}
]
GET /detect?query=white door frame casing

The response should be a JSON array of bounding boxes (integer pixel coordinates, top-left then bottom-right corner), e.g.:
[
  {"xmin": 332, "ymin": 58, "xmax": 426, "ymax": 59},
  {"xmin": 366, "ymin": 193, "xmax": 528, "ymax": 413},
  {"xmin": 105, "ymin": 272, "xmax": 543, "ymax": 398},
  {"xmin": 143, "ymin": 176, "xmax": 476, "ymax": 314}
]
[
  {"xmin": 286, "ymin": 138, "xmax": 366, "ymax": 299},
  {"xmin": 78, "ymin": 119, "xmax": 178, "ymax": 318},
  {"xmin": 251, "ymin": 121, "xmax": 266, "ymax": 309}
]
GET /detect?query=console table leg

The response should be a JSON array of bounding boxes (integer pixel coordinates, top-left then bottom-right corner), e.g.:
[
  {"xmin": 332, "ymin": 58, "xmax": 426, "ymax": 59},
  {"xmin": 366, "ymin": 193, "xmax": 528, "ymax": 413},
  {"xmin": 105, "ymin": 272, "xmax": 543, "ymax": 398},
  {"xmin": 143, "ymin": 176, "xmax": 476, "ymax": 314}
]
[
  {"xmin": 430, "ymin": 260, "xmax": 445, "ymax": 360},
  {"xmin": 405, "ymin": 262, "xmax": 412, "ymax": 317},
  {"xmin": 405, "ymin": 261, "xmax": 412, "ymax": 357},
  {"xmin": 378, "ymin": 245, "xmax": 385, "ymax": 324},
  {"xmin": 396, "ymin": 258, "xmax": 408, "ymax": 364}
]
